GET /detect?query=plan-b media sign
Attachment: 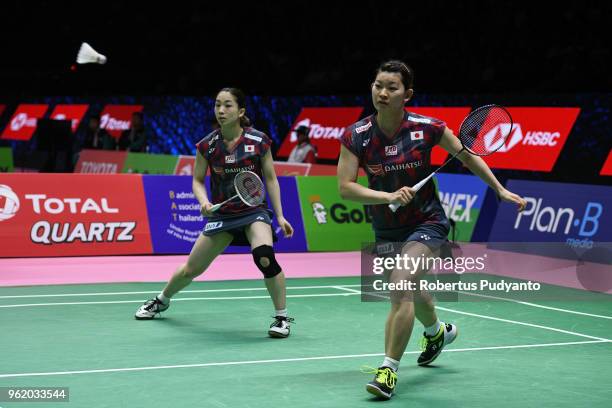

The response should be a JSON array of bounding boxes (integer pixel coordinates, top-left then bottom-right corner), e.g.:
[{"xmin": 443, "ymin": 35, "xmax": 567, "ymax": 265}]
[{"xmin": 489, "ymin": 180, "xmax": 611, "ymax": 247}]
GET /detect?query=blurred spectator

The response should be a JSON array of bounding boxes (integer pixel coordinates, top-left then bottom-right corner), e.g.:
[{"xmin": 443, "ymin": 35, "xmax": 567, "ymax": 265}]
[
  {"xmin": 287, "ymin": 125, "xmax": 317, "ymax": 164},
  {"xmin": 81, "ymin": 115, "xmax": 116, "ymax": 150},
  {"xmin": 119, "ymin": 112, "xmax": 150, "ymax": 152}
]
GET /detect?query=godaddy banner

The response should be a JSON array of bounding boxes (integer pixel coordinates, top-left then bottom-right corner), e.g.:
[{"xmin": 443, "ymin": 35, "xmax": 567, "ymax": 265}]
[
  {"xmin": 435, "ymin": 173, "xmax": 489, "ymax": 242},
  {"xmin": 122, "ymin": 152, "xmax": 178, "ymax": 174},
  {"xmin": 0, "ymin": 147, "xmax": 13, "ymax": 172},
  {"xmin": 296, "ymin": 176, "xmax": 374, "ymax": 251}
]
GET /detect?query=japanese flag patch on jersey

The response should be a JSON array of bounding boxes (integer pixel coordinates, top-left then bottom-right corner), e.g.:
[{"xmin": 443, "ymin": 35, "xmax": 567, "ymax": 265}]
[
  {"xmin": 410, "ymin": 131, "xmax": 424, "ymax": 141},
  {"xmin": 245, "ymin": 145, "xmax": 255, "ymax": 153}
]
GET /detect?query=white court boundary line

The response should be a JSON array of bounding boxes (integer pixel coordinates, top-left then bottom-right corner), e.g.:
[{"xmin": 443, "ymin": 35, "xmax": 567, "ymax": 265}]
[
  {"xmin": 334, "ymin": 286, "xmax": 611, "ymax": 342},
  {"xmin": 3, "ymin": 284, "xmax": 610, "ymax": 321},
  {"xmin": 0, "ymin": 285, "xmax": 348, "ymax": 299},
  {"xmin": 0, "ymin": 340, "xmax": 607, "ymax": 379},
  {"xmin": 0, "ymin": 292, "xmax": 359, "ymax": 308},
  {"xmin": 457, "ymin": 290, "xmax": 612, "ymax": 320}
]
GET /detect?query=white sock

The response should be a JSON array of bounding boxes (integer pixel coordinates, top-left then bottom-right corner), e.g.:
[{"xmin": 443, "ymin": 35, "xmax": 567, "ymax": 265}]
[
  {"xmin": 425, "ymin": 319, "xmax": 442, "ymax": 337},
  {"xmin": 157, "ymin": 293, "xmax": 170, "ymax": 304},
  {"xmin": 275, "ymin": 308, "xmax": 287, "ymax": 318},
  {"xmin": 382, "ymin": 356, "xmax": 400, "ymax": 372}
]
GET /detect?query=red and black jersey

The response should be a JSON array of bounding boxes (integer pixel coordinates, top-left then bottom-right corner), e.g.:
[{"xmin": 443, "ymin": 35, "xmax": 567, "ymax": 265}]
[
  {"xmin": 196, "ymin": 127, "xmax": 271, "ymax": 216},
  {"xmin": 340, "ymin": 111, "xmax": 450, "ymax": 232}
]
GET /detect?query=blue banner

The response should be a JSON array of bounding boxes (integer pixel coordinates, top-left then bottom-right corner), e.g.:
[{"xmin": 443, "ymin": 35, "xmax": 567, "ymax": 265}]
[
  {"xmin": 435, "ymin": 173, "xmax": 489, "ymax": 242},
  {"xmin": 489, "ymin": 180, "xmax": 612, "ymax": 247},
  {"xmin": 142, "ymin": 175, "xmax": 307, "ymax": 254}
]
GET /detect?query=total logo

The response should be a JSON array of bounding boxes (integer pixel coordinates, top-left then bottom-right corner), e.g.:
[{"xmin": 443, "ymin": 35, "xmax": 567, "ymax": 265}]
[
  {"xmin": 100, "ymin": 114, "xmax": 131, "ymax": 131},
  {"xmin": 483, "ymin": 123, "xmax": 561, "ymax": 153},
  {"xmin": 514, "ymin": 197, "xmax": 603, "ymax": 248},
  {"xmin": 0, "ymin": 185, "xmax": 20, "ymax": 221},
  {"xmin": 290, "ymin": 119, "xmax": 346, "ymax": 142},
  {"xmin": 10, "ymin": 113, "xmax": 37, "ymax": 132}
]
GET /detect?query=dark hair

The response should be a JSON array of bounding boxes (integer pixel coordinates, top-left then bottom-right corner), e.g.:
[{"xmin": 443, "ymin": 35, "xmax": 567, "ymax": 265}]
[
  {"xmin": 132, "ymin": 111, "xmax": 143, "ymax": 120},
  {"xmin": 219, "ymin": 87, "xmax": 251, "ymax": 127},
  {"xmin": 376, "ymin": 60, "xmax": 414, "ymax": 90}
]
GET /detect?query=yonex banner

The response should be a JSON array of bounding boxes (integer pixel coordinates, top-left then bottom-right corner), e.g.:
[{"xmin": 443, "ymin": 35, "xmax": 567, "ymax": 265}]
[
  {"xmin": 100, "ymin": 105, "xmax": 143, "ymax": 138},
  {"xmin": 0, "ymin": 147, "xmax": 13, "ymax": 172},
  {"xmin": 600, "ymin": 149, "xmax": 612, "ymax": 176},
  {"xmin": 0, "ymin": 174, "xmax": 152, "ymax": 257},
  {"xmin": 142, "ymin": 175, "xmax": 308, "ymax": 254},
  {"xmin": 74, "ymin": 149, "xmax": 127, "ymax": 173},
  {"xmin": 480, "ymin": 107, "xmax": 580, "ymax": 171},
  {"xmin": 489, "ymin": 180, "xmax": 612, "ymax": 246},
  {"xmin": 122, "ymin": 152, "xmax": 178, "ymax": 174},
  {"xmin": 296, "ymin": 176, "xmax": 374, "ymax": 251},
  {"xmin": 407, "ymin": 107, "xmax": 472, "ymax": 166},
  {"xmin": 0, "ymin": 104, "xmax": 49, "ymax": 141},
  {"xmin": 277, "ymin": 107, "xmax": 364, "ymax": 160},
  {"xmin": 49, "ymin": 104, "xmax": 89, "ymax": 132},
  {"xmin": 435, "ymin": 173, "xmax": 489, "ymax": 242}
]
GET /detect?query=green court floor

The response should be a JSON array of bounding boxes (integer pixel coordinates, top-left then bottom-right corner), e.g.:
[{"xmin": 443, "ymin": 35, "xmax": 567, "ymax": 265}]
[{"xmin": 0, "ymin": 276, "xmax": 611, "ymax": 407}]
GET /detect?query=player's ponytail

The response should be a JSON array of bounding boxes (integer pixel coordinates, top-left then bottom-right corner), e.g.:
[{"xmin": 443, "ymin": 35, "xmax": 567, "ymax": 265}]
[{"xmin": 220, "ymin": 87, "xmax": 251, "ymax": 128}]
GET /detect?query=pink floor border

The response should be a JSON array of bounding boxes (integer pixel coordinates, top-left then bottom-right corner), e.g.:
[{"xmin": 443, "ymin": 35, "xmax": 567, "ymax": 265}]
[{"xmin": 0, "ymin": 248, "xmax": 609, "ymax": 294}]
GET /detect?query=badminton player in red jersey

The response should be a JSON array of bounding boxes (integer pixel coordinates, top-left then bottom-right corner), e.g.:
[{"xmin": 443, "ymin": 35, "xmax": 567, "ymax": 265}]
[
  {"xmin": 338, "ymin": 61, "xmax": 526, "ymax": 399},
  {"xmin": 135, "ymin": 88, "xmax": 295, "ymax": 338}
]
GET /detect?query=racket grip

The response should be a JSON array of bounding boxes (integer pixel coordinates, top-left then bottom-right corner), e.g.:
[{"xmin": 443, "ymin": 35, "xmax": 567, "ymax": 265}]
[
  {"xmin": 209, "ymin": 203, "xmax": 222, "ymax": 212},
  {"xmin": 389, "ymin": 202, "xmax": 401, "ymax": 212},
  {"xmin": 387, "ymin": 175, "xmax": 433, "ymax": 212}
]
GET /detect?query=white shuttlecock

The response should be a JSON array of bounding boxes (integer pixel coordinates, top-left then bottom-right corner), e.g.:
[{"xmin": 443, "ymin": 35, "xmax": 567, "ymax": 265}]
[{"xmin": 76, "ymin": 42, "xmax": 107, "ymax": 64}]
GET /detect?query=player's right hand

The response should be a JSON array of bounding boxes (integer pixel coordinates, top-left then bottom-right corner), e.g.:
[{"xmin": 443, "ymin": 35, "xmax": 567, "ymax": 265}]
[
  {"xmin": 200, "ymin": 202, "xmax": 214, "ymax": 216},
  {"xmin": 388, "ymin": 186, "xmax": 415, "ymax": 206}
]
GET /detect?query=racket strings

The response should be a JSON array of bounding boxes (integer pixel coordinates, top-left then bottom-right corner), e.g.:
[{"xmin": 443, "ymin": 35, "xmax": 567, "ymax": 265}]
[
  {"xmin": 234, "ymin": 171, "xmax": 265, "ymax": 206},
  {"xmin": 459, "ymin": 105, "xmax": 512, "ymax": 156}
]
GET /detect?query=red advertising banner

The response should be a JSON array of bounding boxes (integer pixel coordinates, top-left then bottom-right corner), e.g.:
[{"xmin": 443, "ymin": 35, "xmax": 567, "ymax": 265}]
[
  {"xmin": 407, "ymin": 107, "xmax": 472, "ymax": 165},
  {"xmin": 0, "ymin": 174, "xmax": 152, "ymax": 257},
  {"xmin": 174, "ymin": 155, "xmax": 196, "ymax": 175},
  {"xmin": 50, "ymin": 104, "xmax": 89, "ymax": 132},
  {"xmin": 277, "ymin": 107, "xmax": 364, "ymax": 160},
  {"xmin": 74, "ymin": 149, "xmax": 127, "ymax": 173},
  {"xmin": 600, "ymin": 149, "xmax": 612, "ymax": 176},
  {"xmin": 100, "ymin": 105, "xmax": 143, "ymax": 137},
  {"xmin": 0, "ymin": 104, "xmax": 49, "ymax": 141},
  {"xmin": 479, "ymin": 107, "xmax": 580, "ymax": 171}
]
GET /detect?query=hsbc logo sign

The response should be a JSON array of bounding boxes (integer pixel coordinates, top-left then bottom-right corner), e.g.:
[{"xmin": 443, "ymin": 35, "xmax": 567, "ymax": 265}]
[
  {"xmin": 484, "ymin": 123, "xmax": 521, "ymax": 152},
  {"xmin": 0, "ymin": 185, "xmax": 20, "ymax": 221},
  {"xmin": 10, "ymin": 113, "xmax": 37, "ymax": 132},
  {"xmin": 484, "ymin": 123, "xmax": 562, "ymax": 153},
  {"xmin": 479, "ymin": 107, "xmax": 580, "ymax": 171}
]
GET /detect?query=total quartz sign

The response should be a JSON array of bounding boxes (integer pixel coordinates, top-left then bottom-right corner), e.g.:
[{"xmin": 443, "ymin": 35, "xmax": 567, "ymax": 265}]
[{"xmin": 0, "ymin": 174, "xmax": 152, "ymax": 257}]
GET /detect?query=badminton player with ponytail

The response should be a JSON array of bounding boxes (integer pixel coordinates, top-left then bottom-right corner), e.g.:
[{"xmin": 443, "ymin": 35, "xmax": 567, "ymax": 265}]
[
  {"xmin": 135, "ymin": 87, "xmax": 295, "ymax": 338},
  {"xmin": 338, "ymin": 61, "xmax": 526, "ymax": 399}
]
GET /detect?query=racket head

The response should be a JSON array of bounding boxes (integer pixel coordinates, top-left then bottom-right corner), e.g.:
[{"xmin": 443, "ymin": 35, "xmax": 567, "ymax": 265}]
[
  {"xmin": 457, "ymin": 104, "xmax": 513, "ymax": 156},
  {"xmin": 233, "ymin": 171, "xmax": 265, "ymax": 207}
]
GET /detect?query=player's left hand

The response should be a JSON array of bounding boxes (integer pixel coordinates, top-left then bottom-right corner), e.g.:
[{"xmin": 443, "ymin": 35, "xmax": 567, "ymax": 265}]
[
  {"xmin": 498, "ymin": 188, "xmax": 527, "ymax": 212},
  {"xmin": 277, "ymin": 216, "xmax": 294, "ymax": 238}
]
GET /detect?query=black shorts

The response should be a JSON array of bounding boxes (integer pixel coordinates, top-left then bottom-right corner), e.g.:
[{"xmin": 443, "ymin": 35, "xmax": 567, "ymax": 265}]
[
  {"xmin": 374, "ymin": 223, "xmax": 451, "ymax": 257},
  {"xmin": 202, "ymin": 208, "xmax": 277, "ymax": 246}
]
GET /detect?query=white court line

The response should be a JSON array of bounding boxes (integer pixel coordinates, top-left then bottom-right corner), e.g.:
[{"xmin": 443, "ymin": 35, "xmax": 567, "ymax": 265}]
[
  {"xmin": 334, "ymin": 284, "xmax": 612, "ymax": 320},
  {"xmin": 0, "ymin": 340, "xmax": 606, "ymax": 379},
  {"xmin": 0, "ymin": 284, "xmax": 350, "ymax": 300},
  {"xmin": 334, "ymin": 286, "xmax": 611, "ymax": 342},
  {"xmin": 0, "ymin": 292, "xmax": 359, "ymax": 308},
  {"xmin": 457, "ymin": 291, "xmax": 612, "ymax": 320}
]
